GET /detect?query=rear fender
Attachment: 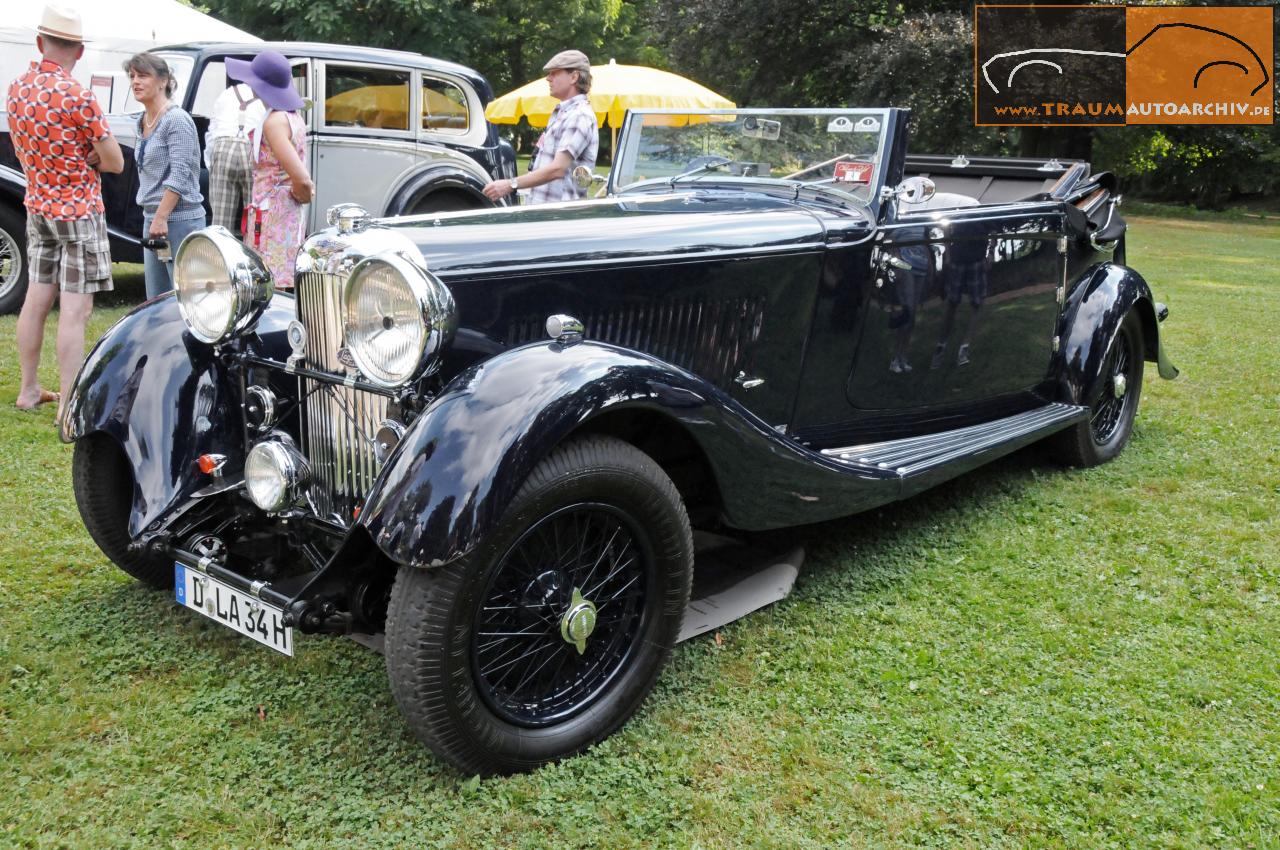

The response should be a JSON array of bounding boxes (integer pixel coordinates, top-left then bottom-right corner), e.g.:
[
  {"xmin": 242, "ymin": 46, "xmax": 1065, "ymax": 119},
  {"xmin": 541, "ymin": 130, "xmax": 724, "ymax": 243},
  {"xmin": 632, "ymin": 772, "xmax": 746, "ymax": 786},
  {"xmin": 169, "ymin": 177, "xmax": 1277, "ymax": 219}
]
[
  {"xmin": 386, "ymin": 164, "xmax": 492, "ymax": 215},
  {"xmin": 359, "ymin": 341, "xmax": 900, "ymax": 569},
  {"xmin": 1055, "ymin": 263, "xmax": 1177, "ymax": 407},
  {"xmin": 62, "ymin": 294, "xmax": 295, "ymax": 536}
]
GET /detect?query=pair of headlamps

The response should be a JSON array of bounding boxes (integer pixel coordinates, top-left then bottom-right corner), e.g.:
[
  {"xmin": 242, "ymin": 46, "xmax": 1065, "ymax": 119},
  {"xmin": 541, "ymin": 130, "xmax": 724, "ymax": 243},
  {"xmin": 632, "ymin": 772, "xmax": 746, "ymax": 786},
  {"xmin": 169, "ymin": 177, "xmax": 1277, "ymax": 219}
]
[{"xmin": 173, "ymin": 226, "xmax": 455, "ymax": 388}]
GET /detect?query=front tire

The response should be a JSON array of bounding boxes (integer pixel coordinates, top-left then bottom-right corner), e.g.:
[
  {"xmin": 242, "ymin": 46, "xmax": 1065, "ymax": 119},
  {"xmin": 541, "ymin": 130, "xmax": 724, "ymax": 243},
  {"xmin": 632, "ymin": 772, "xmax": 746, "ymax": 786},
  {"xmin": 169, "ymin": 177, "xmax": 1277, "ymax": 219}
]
[
  {"xmin": 1052, "ymin": 310, "xmax": 1145, "ymax": 467},
  {"xmin": 0, "ymin": 204, "xmax": 29, "ymax": 315},
  {"xmin": 72, "ymin": 434, "xmax": 169, "ymax": 587},
  {"xmin": 384, "ymin": 435, "xmax": 693, "ymax": 775}
]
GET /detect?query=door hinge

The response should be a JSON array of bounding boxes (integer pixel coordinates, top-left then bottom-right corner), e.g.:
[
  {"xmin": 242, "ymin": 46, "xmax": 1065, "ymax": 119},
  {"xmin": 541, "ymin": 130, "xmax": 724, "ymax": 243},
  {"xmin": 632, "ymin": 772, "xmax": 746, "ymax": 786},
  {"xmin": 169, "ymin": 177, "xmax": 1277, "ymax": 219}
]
[
  {"xmin": 1056, "ymin": 285, "xmax": 1065, "ymax": 305},
  {"xmin": 1056, "ymin": 235, "xmax": 1068, "ymax": 254},
  {"xmin": 1052, "ymin": 335, "xmax": 1060, "ymax": 352}
]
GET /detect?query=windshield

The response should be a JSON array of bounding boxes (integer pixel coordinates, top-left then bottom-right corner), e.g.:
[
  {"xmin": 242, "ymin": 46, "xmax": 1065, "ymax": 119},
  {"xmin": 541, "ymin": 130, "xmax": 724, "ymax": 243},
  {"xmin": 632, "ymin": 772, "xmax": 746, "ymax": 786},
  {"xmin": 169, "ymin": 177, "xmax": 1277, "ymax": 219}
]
[
  {"xmin": 612, "ymin": 109, "xmax": 891, "ymax": 205},
  {"xmin": 117, "ymin": 52, "xmax": 195, "ymax": 113}
]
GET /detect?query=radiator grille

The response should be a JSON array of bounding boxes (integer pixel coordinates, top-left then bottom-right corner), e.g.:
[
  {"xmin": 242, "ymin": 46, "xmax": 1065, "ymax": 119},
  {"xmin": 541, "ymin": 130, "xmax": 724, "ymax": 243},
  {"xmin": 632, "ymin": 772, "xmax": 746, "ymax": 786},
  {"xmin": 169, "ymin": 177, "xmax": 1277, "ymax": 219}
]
[
  {"xmin": 505, "ymin": 297, "xmax": 766, "ymax": 387},
  {"xmin": 296, "ymin": 271, "xmax": 388, "ymax": 523}
]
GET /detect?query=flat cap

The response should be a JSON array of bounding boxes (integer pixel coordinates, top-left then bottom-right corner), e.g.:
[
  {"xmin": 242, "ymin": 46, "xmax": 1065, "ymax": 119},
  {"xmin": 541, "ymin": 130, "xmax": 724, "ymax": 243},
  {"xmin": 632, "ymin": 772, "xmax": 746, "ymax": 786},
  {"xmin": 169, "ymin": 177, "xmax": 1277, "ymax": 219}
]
[{"xmin": 543, "ymin": 50, "xmax": 591, "ymax": 74}]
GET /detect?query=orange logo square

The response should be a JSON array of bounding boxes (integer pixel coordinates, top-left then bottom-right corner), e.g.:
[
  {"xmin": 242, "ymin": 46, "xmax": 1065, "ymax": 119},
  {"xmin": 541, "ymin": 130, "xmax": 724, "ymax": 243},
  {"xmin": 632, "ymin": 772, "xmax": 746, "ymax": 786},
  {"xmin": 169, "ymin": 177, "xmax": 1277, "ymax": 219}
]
[{"xmin": 1126, "ymin": 6, "xmax": 1273, "ymax": 125}]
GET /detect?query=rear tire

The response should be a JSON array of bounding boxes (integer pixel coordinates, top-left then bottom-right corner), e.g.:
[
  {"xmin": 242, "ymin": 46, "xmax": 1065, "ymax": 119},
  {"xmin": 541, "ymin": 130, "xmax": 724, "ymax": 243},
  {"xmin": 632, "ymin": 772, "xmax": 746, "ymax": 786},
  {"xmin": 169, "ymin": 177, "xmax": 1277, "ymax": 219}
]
[
  {"xmin": 0, "ymin": 203, "xmax": 29, "ymax": 315},
  {"xmin": 384, "ymin": 435, "xmax": 693, "ymax": 775},
  {"xmin": 72, "ymin": 434, "xmax": 169, "ymax": 588},
  {"xmin": 1051, "ymin": 310, "xmax": 1145, "ymax": 467}
]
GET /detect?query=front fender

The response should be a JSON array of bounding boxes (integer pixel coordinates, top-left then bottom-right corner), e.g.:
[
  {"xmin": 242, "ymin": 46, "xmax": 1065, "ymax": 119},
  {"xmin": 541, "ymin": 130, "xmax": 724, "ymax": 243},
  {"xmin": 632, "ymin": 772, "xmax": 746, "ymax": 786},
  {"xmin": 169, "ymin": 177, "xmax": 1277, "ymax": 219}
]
[
  {"xmin": 62, "ymin": 294, "xmax": 295, "ymax": 536},
  {"xmin": 359, "ymin": 341, "xmax": 901, "ymax": 569},
  {"xmin": 1, "ymin": 163, "xmax": 26, "ymax": 205},
  {"xmin": 1055, "ymin": 263, "xmax": 1178, "ymax": 407}
]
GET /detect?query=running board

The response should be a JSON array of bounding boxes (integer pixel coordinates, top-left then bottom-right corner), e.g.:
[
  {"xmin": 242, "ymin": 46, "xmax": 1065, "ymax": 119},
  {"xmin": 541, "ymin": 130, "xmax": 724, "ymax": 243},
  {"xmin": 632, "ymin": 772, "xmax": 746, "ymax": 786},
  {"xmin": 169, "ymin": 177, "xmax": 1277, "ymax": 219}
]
[
  {"xmin": 349, "ymin": 533, "xmax": 805, "ymax": 653},
  {"xmin": 820, "ymin": 403, "xmax": 1087, "ymax": 477}
]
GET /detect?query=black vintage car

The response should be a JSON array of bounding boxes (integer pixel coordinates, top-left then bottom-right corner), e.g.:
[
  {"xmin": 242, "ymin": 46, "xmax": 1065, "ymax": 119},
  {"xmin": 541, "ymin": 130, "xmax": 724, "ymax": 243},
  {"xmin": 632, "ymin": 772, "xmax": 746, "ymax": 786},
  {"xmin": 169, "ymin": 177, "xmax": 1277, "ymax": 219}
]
[{"xmin": 63, "ymin": 108, "xmax": 1176, "ymax": 776}]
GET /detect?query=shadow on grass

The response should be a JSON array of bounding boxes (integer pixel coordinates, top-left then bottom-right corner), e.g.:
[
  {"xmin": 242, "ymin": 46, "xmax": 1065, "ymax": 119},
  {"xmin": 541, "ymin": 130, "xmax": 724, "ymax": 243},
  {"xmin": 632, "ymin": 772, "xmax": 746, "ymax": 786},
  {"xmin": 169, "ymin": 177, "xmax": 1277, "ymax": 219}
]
[{"xmin": 757, "ymin": 441, "xmax": 1056, "ymax": 595}]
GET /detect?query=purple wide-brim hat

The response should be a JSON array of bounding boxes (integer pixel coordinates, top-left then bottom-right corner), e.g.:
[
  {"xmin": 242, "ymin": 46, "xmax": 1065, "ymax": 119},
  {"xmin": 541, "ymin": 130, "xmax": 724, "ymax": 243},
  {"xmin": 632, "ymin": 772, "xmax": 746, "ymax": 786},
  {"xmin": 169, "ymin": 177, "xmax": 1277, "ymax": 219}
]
[{"xmin": 226, "ymin": 50, "xmax": 303, "ymax": 111}]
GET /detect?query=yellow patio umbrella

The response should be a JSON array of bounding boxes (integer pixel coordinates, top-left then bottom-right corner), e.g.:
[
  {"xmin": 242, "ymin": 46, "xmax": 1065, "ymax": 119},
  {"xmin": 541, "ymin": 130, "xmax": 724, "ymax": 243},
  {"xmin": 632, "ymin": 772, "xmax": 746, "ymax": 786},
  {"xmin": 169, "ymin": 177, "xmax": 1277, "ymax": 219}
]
[{"xmin": 485, "ymin": 59, "xmax": 736, "ymax": 149}]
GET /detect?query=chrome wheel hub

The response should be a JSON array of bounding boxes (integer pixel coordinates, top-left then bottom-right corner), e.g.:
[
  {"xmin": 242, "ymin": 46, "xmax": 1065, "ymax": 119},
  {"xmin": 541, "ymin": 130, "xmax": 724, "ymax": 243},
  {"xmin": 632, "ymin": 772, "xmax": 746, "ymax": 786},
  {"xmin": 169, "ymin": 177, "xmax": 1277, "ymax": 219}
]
[
  {"xmin": 560, "ymin": 587, "xmax": 598, "ymax": 655},
  {"xmin": 1112, "ymin": 374, "xmax": 1127, "ymax": 399}
]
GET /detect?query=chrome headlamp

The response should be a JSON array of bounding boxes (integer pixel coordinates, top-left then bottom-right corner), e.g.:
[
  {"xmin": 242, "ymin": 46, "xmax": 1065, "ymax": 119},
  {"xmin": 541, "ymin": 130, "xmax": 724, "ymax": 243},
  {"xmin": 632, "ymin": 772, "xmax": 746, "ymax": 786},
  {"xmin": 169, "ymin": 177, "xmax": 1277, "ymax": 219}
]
[
  {"xmin": 244, "ymin": 437, "xmax": 310, "ymax": 513},
  {"xmin": 342, "ymin": 252, "xmax": 456, "ymax": 387},
  {"xmin": 174, "ymin": 226, "xmax": 273, "ymax": 344}
]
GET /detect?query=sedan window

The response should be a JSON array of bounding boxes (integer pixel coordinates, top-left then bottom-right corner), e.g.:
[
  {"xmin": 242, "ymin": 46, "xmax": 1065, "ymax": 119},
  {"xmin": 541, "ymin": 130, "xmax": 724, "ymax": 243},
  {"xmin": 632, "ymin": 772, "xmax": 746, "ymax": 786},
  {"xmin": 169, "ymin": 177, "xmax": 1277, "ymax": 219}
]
[
  {"xmin": 324, "ymin": 65, "xmax": 411, "ymax": 131},
  {"xmin": 422, "ymin": 77, "xmax": 470, "ymax": 134}
]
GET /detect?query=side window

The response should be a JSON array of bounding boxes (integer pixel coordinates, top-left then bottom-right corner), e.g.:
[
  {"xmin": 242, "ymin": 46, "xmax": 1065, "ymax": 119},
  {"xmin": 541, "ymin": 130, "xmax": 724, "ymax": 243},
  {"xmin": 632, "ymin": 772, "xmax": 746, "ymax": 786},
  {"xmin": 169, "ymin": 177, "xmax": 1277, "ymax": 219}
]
[
  {"xmin": 324, "ymin": 65, "xmax": 411, "ymax": 131},
  {"xmin": 422, "ymin": 77, "xmax": 470, "ymax": 134},
  {"xmin": 191, "ymin": 58, "xmax": 308, "ymax": 118},
  {"xmin": 190, "ymin": 62, "xmax": 227, "ymax": 118},
  {"xmin": 291, "ymin": 61, "xmax": 309, "ymax": 102}
]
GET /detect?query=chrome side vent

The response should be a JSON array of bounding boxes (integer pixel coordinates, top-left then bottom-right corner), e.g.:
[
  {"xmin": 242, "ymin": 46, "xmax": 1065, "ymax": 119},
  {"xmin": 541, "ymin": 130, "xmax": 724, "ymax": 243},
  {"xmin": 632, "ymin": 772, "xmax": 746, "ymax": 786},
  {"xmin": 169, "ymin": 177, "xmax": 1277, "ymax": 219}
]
[
  {"xmin": 506, "ymin": 297, "xmax": 767, "ymax": 388},
  {"xmin": 296, "ymin": 271, "xmax": 388, "ymax": 523}
]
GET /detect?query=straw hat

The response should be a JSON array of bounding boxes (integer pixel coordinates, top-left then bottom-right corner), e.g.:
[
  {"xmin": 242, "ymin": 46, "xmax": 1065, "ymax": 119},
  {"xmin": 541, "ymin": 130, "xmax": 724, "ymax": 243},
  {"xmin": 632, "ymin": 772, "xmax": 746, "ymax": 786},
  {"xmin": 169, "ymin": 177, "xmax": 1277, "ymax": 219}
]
[{"xmin": 37, "ymin": 5, "xmax": 85, "ymax": 43}]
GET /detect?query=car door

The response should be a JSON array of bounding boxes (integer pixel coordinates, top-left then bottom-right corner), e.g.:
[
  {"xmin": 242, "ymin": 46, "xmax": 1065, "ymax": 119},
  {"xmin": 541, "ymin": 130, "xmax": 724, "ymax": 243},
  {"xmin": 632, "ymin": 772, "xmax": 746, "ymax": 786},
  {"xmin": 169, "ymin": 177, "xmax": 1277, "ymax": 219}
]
[
  {"xmin": 845, "ymin": 202, "xmax": 1065, "ymax": 410},
  {"xmin": 312, "ymin": 61, "xmax": 418, "ymax": 223}
]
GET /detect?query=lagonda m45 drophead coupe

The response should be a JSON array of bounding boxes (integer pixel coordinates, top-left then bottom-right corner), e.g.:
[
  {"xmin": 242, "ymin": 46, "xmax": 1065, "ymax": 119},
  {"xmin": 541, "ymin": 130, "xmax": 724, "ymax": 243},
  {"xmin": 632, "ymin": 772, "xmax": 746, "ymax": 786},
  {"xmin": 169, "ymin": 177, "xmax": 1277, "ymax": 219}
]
[{"xmin": 63, "ymin": 108, "xmax": 1177, "ymax": 776}]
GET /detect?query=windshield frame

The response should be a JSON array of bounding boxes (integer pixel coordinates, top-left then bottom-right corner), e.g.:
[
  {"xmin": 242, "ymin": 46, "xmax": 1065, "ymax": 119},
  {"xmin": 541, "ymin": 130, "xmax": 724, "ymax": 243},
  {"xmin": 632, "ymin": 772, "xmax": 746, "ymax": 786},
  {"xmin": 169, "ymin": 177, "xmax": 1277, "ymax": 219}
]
[{"xmin": 610, "ymin": 108, "xmax": 897, "ymax": 210}]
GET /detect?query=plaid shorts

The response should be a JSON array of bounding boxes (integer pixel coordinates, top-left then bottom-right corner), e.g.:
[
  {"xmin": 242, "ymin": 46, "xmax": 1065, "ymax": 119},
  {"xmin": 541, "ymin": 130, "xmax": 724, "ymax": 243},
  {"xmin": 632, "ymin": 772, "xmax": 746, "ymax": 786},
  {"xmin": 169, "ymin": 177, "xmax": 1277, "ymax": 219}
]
[{"xmin": 25, "ymin": 211, "xmax": 113, "ymax": 294}]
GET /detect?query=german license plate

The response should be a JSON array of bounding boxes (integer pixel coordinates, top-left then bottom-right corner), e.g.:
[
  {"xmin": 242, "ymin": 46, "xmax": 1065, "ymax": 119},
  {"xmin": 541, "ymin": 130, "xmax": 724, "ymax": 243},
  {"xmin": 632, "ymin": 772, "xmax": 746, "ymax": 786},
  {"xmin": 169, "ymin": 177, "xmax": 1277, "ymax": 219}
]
[{"xmin": 175, "ymin": 564, "xmax": 293, "ymax": 656}]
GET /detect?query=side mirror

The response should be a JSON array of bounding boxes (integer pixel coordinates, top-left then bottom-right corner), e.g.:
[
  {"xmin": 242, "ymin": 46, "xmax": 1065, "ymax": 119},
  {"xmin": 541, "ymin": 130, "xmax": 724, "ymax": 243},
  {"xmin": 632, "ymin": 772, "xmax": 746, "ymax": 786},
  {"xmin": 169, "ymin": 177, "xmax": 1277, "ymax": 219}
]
[
  {"xmin": 882, "ymin": 176, "xmax": 936, "ymax": 205},
  {"xmin": 572, "ymin": 165, "xmax": 608, "ymax": 196}
]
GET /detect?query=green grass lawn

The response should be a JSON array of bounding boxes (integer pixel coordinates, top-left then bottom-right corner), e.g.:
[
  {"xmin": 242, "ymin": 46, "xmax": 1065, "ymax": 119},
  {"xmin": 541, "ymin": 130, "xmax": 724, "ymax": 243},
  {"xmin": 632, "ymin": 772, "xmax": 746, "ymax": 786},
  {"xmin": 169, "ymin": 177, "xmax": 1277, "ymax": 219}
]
[{"xmin": 1, "ymin": 216, "xmax": 1278, "ymax": 849}]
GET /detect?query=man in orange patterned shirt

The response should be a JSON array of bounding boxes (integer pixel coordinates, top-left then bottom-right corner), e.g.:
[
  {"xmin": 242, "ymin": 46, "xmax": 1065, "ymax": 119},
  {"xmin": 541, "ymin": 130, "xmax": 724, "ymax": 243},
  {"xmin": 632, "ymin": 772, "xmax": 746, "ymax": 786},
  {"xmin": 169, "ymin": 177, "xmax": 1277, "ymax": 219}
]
[{"xmin": 7, "ymin": 5, "xmax": 123, "ymax": 416}]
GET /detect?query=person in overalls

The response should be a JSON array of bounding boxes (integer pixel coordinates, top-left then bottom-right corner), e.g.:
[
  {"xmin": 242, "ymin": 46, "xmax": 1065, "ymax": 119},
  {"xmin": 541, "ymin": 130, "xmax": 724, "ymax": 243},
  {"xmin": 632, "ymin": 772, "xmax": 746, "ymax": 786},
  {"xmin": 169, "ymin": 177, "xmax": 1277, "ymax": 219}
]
[{"xmin": 204, "ymin": 75, "xmax": 266, "ymax": 236}]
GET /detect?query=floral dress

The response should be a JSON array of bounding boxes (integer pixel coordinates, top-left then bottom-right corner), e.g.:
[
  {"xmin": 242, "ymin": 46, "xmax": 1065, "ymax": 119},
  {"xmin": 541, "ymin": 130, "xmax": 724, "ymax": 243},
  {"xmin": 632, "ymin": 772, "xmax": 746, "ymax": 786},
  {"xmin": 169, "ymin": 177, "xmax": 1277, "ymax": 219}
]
[{"xmin": 249, "ymin": 110, "xmax": 307, "ymax": 289}]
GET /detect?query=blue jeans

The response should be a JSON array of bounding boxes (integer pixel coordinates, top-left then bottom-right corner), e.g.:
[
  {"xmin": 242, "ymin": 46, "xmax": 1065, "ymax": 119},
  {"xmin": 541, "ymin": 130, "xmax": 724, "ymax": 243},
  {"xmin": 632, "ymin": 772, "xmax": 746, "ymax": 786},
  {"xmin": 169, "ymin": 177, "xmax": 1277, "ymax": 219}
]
[{"xmin": 143, "ymin": 213, "xmax": 206, "ymax": 299}]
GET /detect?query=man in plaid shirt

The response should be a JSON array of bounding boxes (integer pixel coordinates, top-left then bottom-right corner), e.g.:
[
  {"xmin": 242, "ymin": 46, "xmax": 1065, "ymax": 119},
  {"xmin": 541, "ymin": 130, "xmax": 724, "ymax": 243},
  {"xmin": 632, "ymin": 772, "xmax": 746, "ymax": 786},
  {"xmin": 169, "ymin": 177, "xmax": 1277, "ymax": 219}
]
[
  {"xmin": 8, "ymin": 6, "xmax": 123, "ymax": 415},
  {"xmin": 484, "ymin": 50, "xmax": 598, "ymax": 205}
]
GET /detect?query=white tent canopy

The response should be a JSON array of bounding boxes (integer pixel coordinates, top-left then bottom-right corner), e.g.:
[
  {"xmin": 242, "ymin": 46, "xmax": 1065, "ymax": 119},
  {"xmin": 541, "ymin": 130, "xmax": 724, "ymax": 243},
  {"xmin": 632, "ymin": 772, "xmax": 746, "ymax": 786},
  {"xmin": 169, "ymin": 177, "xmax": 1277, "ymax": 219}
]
[{"xmin": 1, "ymin": 0, "xmax": 258, "ymax": 111}]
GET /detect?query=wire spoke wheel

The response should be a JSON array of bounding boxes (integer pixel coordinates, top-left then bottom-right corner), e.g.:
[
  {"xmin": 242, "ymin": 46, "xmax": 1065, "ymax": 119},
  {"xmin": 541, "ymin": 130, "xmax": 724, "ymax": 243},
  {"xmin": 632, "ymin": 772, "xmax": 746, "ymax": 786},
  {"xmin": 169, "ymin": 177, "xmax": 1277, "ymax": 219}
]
[
  {"xmin": 384, "ymin": 435, "xmax": 693, "ymax": 775},
  {"xmin": 0, "ymin": 206, "xmax": 29, "ymax": 313},
  {"xmin": 1051, "ymin": 310, "xmax": 1145, "ymax": 468},
  {"xmin": 0, "ymin": 226, "xmax": 21, "ymax": 295},
  {"xmin": 472, "ymin": 503, "xmax": 651, "ymax": 726},
  {"xmin": 1090, "ymin": 326, "xmax": 1134, "ymax": 445}
]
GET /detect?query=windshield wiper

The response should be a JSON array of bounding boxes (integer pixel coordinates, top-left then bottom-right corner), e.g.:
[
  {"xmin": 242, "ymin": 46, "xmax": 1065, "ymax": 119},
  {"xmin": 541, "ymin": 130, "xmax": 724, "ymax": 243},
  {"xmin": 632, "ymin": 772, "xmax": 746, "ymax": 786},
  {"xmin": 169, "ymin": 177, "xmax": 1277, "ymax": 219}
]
[{"xmin": 669, "ymin": 156, "xmax": 732, "ymax": 184}]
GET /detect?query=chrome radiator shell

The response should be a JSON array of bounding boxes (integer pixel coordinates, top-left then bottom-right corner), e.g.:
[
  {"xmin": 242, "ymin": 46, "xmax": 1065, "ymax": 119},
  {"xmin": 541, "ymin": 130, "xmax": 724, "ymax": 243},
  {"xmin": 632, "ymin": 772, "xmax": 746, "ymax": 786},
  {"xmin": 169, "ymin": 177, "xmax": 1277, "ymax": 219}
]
[
  {"xmin": 293, "ymin": 225, "xmax": 428, "ymax": 523},
  {"xmin": 295, "ymin": 270, "xmax": 388, "ymax": 523}
]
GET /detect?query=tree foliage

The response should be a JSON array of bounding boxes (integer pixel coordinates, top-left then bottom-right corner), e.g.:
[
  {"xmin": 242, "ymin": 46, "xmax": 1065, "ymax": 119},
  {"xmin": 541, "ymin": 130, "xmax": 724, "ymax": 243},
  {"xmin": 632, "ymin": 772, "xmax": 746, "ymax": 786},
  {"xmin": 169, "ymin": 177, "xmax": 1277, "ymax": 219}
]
[
  {"xmin": 199, "ymin": 0, "xmax": 647, "ymax": 96},
  {"xmin": 201, "ymin": 0, "xmax": 1278, "ymax": 206}
]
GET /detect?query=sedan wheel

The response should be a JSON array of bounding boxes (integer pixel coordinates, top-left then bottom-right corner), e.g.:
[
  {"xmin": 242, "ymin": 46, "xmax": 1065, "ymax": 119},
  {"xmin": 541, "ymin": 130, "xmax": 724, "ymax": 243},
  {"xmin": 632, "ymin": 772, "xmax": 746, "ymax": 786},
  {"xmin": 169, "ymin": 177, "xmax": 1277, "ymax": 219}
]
[
  {"xmin": 0, "ymin": 205, "xmax": 29, "ymax": 315},
  {"xmin": 384, "ymin": 435, "xmax": 693, "ymax": 775}
]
